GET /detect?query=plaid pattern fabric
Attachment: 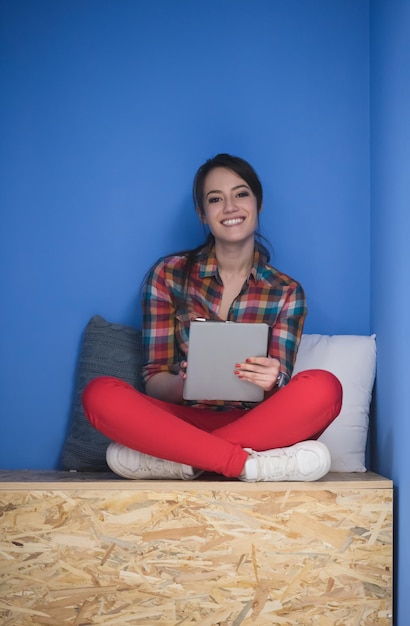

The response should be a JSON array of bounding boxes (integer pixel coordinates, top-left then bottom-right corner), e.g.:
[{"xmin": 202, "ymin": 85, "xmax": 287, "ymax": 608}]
[{"xmin": 142, "ymin": 246, "xmax": 307, "ymax": 409}]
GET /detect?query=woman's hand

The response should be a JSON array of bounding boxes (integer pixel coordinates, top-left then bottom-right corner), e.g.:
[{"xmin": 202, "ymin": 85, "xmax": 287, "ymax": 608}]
[
  {"xmin": 234, "ymin": 356, "xmax": 281, "ymax": 392},
  {"xmin": 178, "ymin": 361, "xmax": 188, "ymax": 381},
  {"xmin": 145, "ymin": 362, "xmax": 188, "ymax": 403}
]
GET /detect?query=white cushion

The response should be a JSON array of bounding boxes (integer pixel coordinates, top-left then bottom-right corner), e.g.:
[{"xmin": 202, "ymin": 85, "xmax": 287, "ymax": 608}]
[{"xmin": 292, "ymin": 334, "xmax": 376, "ymax": 472}]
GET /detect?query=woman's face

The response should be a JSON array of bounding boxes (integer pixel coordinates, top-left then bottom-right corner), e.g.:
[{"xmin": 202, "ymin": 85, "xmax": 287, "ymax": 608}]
[{"xmin": 200, "ymin": 167, "xmax": 259, "ymax": 246}]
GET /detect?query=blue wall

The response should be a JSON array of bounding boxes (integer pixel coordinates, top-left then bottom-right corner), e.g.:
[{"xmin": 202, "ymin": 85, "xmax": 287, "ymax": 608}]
[
  {"xmin": 1, "ymin": 0, "xmax": 407, "ymax": 622},
  {"xmin": 0, "ymin": 0, "xmax": 371, "ymax": 470},
  {"xmin": 370, "ymin": 1, "xmax": 410, "ymax": 624}
]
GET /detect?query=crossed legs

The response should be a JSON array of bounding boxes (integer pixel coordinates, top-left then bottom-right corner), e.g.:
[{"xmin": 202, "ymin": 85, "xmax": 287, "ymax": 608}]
[{"xmin": 82, "ymin": 369, "xmax": 342, "ymax": 478}]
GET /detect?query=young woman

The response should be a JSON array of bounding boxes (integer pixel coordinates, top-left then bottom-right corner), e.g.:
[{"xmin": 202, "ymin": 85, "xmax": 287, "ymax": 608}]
[{"xmin": 83, "ymin": 154, "xmax": 342, "ymax": 481}]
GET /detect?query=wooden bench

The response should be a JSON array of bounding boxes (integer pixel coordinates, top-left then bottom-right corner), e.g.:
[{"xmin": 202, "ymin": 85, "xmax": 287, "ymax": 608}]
[{"xmin": 0, "ymin": 470, "xmax": 392, "ymax": 625}]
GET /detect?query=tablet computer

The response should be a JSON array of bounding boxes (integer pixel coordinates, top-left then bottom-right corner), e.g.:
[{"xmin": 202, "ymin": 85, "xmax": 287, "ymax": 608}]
[{"xmin": 183, "ymin": 319, "xmax": 270, "ymax": 402}]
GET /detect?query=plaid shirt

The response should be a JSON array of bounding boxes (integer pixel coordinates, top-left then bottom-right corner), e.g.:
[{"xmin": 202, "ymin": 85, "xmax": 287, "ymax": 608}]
[{"xmin": 142, "ymin": 246, "xmax": 307, "ymax": 409}]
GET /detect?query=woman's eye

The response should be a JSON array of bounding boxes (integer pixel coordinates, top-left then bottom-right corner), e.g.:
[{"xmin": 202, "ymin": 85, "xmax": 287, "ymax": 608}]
[
  {"xmin": 237, "ymin": 191, "xmax": 249, "ymax": 198},
  {"xmin": 208, "ymin": 197, "xmax": 221, "ymax": 203}
]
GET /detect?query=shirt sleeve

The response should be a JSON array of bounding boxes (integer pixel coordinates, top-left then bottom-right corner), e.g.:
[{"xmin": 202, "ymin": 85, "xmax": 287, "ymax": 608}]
[
  {"xmin": 268, "ymin": 281, "xmax": 307, "ymax": 382},
  {"xmin": 141, "ymin": 259, "xmax": 179, "ymax": 384}
]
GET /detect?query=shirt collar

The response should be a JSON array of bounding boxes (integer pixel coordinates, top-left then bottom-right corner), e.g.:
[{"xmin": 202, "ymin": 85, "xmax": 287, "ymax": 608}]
[{"xmin": 197, "ymin": 245, "xmax": 266, "ymax": 282}]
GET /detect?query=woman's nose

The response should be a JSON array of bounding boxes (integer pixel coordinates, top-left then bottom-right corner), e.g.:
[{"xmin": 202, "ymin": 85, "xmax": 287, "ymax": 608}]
[{"xmin": 223, "ymin": 197, "xmax": 238, "ymax": 213}]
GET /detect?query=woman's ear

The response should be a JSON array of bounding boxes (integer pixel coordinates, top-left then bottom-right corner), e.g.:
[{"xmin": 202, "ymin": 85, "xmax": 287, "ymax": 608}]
[
  {"xmin": 258, "ymin": 203, "xmax": 263, "ymax": 215},
  {"xmin": 197, "ymin": 207, "xmax": 207, "ymax": 224}
]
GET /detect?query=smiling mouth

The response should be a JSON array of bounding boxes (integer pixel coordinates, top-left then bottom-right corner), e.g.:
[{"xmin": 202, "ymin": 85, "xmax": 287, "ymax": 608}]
[{"xmin": 221, "ymin": 217, "xmax": 245, "ymax": 226}]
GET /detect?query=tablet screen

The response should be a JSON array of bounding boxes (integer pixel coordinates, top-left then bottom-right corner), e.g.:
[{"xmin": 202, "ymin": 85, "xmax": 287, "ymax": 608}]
[{"xmin": 183, "ymin": 320, "xmax": 269, "ymax": 402}]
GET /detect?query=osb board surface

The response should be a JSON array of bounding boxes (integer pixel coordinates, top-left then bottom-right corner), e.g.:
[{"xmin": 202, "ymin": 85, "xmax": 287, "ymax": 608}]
[
  {"xmin": 0, "ymin": 470, "xmax": 392, "ymax": 491},
  {"xmin": 0, "ymin": 486, "xmax": 392, "ymax": 625}
]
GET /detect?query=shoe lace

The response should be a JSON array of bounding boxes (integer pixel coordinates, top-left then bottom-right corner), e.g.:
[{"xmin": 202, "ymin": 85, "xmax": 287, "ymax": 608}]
[
  {"xmin": 138, "ymin": 453, "xmax": 185, "ymax": 479},
  {"xmin": 253, "ymin": 449, "xmax": 297, "ymax": 480}
]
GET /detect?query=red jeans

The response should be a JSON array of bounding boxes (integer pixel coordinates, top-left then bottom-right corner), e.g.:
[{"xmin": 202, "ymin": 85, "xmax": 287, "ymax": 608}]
[{"xmin": 82, "ymin": 369, "xmax": 342, "ymax": 478}]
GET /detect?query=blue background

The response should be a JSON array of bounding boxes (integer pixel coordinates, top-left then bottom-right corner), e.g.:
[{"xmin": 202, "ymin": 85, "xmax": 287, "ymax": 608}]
[{"xmin": 0, "ymin": 1, "xmax": 408, "ymax": 623}]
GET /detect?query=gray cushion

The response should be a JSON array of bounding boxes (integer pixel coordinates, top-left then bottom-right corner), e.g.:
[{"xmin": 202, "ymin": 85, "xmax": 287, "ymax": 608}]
[{"xmin": 61, "ymin": 315, "xmax": 144, "ymax": 471}]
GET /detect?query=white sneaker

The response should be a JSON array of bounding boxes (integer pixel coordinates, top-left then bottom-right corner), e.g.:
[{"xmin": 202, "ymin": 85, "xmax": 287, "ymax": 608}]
[
  {"xmin": 106, "ymin": 443, "xmax": 203, "ymax": 480},
  {"xmin": 239, "ymin": 441, "xmax": 331, "ymax": 482}
]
